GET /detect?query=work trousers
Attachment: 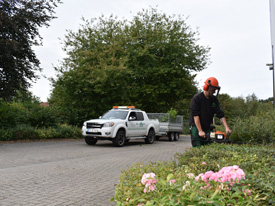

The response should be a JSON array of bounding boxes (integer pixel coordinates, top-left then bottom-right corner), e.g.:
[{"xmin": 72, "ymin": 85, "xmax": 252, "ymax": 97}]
[{"xmin": 190, "ymin": 126, "xmax": 211, "ymax": 147}]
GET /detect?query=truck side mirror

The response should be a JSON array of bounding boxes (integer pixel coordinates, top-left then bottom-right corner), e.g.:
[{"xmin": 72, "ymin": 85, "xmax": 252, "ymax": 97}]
[{"xmin": 99, "ymin": 116, "xmax": 102, "ymax": 119}]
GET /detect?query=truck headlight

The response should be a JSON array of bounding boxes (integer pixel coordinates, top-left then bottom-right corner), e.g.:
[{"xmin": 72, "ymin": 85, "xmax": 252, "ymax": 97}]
[{"xmin": 103, "ymin": 122, "xmax": 114, "ymax": 127}]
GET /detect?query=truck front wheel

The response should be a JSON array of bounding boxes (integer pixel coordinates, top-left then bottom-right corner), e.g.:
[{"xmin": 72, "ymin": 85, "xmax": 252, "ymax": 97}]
[
  {"xmin": 145, "ymin": 129, "xmax": 155, "ymax": 144},
  {"xmin": 85, "ymin": 136, "xmax": 98, "ymax": 145},
  {"xmin": 113, "ymin": 130, "xmax": 126, "ymax": 147}
]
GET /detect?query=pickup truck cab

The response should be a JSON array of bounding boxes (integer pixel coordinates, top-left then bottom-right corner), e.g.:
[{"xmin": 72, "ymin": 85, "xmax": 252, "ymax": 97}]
[{"xmin": 82, "ymin": 106, "xmax": 159, "ymax": 147}]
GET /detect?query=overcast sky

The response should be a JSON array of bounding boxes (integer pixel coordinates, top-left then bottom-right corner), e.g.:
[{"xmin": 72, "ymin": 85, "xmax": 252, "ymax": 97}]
[{"xmin": 32, "ymin": 0, "xmax": 273, "ymax": 102}]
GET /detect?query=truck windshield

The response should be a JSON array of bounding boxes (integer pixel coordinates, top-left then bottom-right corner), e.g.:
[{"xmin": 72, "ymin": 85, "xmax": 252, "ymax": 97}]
[{"xmin": 102, "ymin": 110, "xmax": 128, "ymax": 120}]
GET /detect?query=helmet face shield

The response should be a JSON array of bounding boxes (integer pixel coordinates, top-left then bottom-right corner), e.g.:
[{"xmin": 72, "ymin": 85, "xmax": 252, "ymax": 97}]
[{"xmin": 209, "ymin": 85, "xmax": 220, "ymax": 96}]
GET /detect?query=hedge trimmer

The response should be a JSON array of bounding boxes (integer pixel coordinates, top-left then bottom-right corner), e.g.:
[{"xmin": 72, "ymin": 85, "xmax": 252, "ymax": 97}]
[
  {"xmin": 211, "ymin": 131, "xmax": 231, "ymax": 143},
  {"xmin": 201, "ymin": 127, "xmax": 231, "ymax": 143}
]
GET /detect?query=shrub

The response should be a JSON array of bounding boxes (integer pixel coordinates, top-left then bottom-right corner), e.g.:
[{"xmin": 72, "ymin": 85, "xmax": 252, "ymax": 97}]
[
  {"xmin": 0, "ymin": 124, "xmax": 82, "ymax": 141},
  {"xmin": 113, "ymin": 144, "xmax": 275, "ymax": 205},
  {"xmin": 36, "ymin": 124, "xmax": 82, "ymax": 139},
  {"xmin": 12, "ymin": 124, "xmax": 38, "ymax": 140},
  {"xmin": 0, "ymin": 100, "xmax": 19, "ymax": 128},
  {"xmin": 26, "ymin": 105, "xmax": 59, "ymax": 128},
  {"xmin": 0, "ymin": 128, "xmax": 14, "ymax": 141},
  {"xmin": 230, "ymin": 111, "xmax": 275, "ymax": 144},
  {"xmin": 0, "ymin": 101, "xmax": 59, "ymax": 129}
]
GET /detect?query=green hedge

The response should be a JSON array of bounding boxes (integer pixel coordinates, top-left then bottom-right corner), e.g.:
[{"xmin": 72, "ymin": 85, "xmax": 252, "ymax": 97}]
[
  {"xmin": 0, "ymin": 99, "xmax": 83, "ymax": 141},
  {"xmin": 0, "ymin": 124, "xmax": 82, "ymax": 141},
  {"xmin": 113, "ymin": 144, "xmax": 275, "ymax": 205},
  {"xmin": 229, "ymin": 111, "xmax": 275, "ymax": 144},
  {"xmin": 0, "ymin": 101, "xmax": 60, "ymax": 129}
]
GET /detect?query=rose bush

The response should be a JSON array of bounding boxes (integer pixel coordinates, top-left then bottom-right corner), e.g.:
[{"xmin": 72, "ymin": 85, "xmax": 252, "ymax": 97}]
[{"xmin": 113, "ymin": 143, "xmax": 275, "ymax": 205}]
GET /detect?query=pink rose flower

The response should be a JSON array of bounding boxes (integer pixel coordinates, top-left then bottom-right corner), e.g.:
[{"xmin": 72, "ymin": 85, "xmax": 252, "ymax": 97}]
[
  {"xmin": 141, "ymin": 173, "xmax": 157, "ymax": 185},
  {"xmin": 169, "ymin": 179, "xmax": 176, "ymax": 185},
  {"xmin": 141, "ymin": 173, "xmax": 158, "ymax": 193},
  {"xmin": 195, "ymin": 165, "xmax": 248, "ymax": 191},
  {"xmin": 187, "ymin": 173, "xmax": 195, "ymax": 179},
  {"xmin": 244, "ymin": 189, "xmax": 251, "ymax": 196}
]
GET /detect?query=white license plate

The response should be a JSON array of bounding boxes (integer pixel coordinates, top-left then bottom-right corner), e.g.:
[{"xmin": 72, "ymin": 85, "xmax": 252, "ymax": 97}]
[{"xmin": 87, "ymin": 129, "xmax": 98, "ymax": 133}]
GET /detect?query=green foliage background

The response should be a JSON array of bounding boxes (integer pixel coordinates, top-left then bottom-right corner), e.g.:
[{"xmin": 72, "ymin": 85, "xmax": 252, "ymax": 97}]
[
  {"xmin": 1, "ymin": 90, "xmax": 275, "ymax": 142},
  {"xmin": 1, "ymin": 5, "xmax": 275, "ymax": 144},
  {"xmin": 49, "ymin": 7, "xmax": 210, "ymax": 125},
  {"xmin": 0, "ymin": 92, "xmax": 81, "ymax": 141},
  {"xmin": 0, "ymin": 0, "xmax": 61, "ymax": 101},
  {"xmin": 216, "ymin": 94, "xmax": 275, "ymax": 144}
]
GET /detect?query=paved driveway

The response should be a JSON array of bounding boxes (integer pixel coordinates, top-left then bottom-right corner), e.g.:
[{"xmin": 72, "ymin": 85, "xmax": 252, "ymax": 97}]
[{"xmin": 0, "ymin": 136, "xmax": 191, "ymax": 206}]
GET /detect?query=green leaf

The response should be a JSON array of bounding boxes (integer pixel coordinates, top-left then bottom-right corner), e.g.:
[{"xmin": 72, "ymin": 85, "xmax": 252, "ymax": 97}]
[{"xmin": 166, "ymin": 173, "xmax": 175, "ymax": 181}]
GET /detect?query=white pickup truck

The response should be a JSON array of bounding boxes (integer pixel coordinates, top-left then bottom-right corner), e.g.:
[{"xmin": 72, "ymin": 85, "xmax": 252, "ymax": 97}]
[{"xmin": 82, "ymin": 106, "xmax": 159, "ymax": 147}]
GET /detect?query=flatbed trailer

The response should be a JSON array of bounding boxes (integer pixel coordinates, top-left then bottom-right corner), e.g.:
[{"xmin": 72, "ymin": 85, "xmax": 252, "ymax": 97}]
[{"xmin": 147, "ymin": 113, "xmax": 183, "ymax": 141}]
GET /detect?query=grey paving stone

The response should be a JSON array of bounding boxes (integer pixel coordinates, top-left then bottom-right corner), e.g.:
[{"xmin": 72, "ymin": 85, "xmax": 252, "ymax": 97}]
[{"xmin": 0, "ymin": 136, "xmax": 191, "ymax": 205}]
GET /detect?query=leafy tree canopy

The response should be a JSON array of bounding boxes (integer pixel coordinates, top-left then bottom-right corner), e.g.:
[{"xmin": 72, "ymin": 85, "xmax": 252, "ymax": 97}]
[
  {"xmin": 50, "ymin": 7, "xmax": 210, "ymax": 123},
  {"xmin": 0, "ymin": 0, "xmax": 61, "ymax": 101}
]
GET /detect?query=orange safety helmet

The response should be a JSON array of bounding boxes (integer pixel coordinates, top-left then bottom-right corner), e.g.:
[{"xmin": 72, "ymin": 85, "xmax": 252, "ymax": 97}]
[{"xmin": 203, "ymin": 77, "xmax": 220, "ymax": 91}]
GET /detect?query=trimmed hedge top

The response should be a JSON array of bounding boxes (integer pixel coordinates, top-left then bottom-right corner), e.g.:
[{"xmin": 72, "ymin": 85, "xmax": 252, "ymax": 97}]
[{"xmin": 114, "ymin": 143, "xmax": 275, "ymax": 205}]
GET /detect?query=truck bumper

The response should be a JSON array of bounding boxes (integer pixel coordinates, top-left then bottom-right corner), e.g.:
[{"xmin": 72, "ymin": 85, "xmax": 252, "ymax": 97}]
[{"xmin": 82, "ymin": 126, "xmax": 114, "ymax": 138}]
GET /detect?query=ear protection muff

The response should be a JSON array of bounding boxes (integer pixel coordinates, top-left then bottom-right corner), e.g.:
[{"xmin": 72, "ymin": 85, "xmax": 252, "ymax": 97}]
[{"xmin": 203, "ymin": 80, "xmax": 211, "ymax": 91}]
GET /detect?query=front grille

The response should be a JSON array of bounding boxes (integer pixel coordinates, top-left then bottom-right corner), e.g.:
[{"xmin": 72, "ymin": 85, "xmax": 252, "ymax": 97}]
[
  {"xmin": 86, "ymin": 123, "xmax": 103, "ymax": 129},
  {"xmin": 86, "ymin": 132, "xmax": 102, "ymax": 135}
]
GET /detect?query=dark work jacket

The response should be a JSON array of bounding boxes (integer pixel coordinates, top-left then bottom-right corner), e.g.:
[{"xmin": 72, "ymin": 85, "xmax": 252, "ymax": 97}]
[{"xmin": 189, "ymin": 92, "xmax": 224, "ymax": 131}]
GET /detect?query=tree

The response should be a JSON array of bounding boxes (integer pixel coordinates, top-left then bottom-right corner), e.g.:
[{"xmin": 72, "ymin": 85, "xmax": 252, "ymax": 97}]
[
  {"xmin": 50, "ymin": 7, "xmax": 210, "ymax": 124},
  {"xmin": 0, "ymin": 0, "xmax": 61, "ymax": 101}
]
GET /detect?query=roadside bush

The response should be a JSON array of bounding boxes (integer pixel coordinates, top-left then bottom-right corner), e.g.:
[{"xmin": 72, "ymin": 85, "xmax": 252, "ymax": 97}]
[
  {"xmin": 13, "ymin": 124, "xmax": 38, "ymax": 140},
  {"xmin": 114, "ymin": 144, "xmax": 275, "ymax": 205},
  {"xmin": 0, "ymin": 100, "xmax": 61, "ymax": 129},
  {"xmin": 12, "ymin": 102, "xmax": 60, "ymax": 128},
  {"xmin": 0, "ymin": 100, "xmax": 19, "ymax": 128},
  {"xmin": 35, "ymin": 124, "xmax": 82, "ymax": 139},
  {"xmin": 0, "ymin": 124, "xmax": 82, "ymax": 141},
  {"xmin": 0, "ymin": 128, "xmax": 14, "ymax": 141},
  {"xmin": 24, "ymin": 105, "xmax": 60, "ymax": 128},
  {"xmin": 229, "ymin": 110, "xmax": 275, "ymax": 144}
]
